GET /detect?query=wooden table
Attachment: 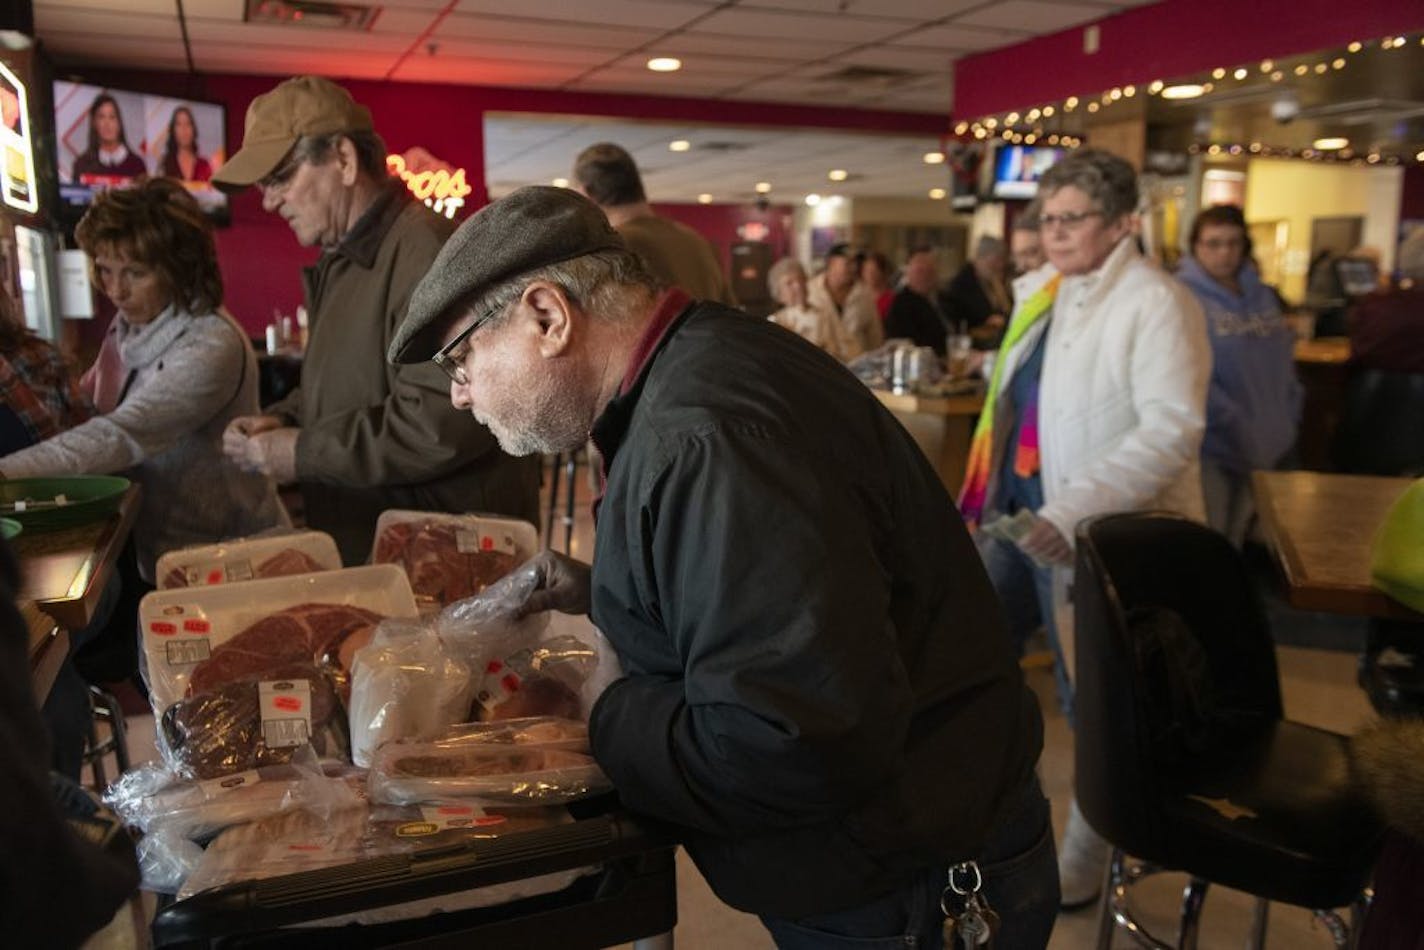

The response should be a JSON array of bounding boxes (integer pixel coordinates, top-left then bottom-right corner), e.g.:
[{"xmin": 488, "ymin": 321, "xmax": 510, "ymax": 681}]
[
  {"xmin": 1253, "ymin": 471, "xmax": 1421, "ymax": 620},
  {"xmin": 13, "ymin": 484, "xmax": 142, "ymax": 699},
  {"xmin": 874, "ymin": 387, "xmax": 985, "ymax": 497},
  {"xmin": 1294, "ymin": 337, "xmax": 1350, "ymax": 365}
]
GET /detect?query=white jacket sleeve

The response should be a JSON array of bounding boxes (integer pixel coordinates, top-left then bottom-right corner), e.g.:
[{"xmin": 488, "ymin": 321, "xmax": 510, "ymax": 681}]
[
  {"xmin": 0, "ymin": 322, "xmax": 244, "ymax": 478},
  {"xmin": 1037, "ymin": 282, "xmax": 1210, "ymax": 541}
]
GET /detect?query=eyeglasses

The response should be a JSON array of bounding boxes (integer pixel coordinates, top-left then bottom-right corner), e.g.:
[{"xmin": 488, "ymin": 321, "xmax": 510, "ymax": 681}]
[
  {"xmin": 257, "ymin": 148, "xmax": 304, "ymax": 194},
  {"xmin": 431, "ymin": 304, "xmax": 501, "ymax": 386},
  {"xmin": 1038, "ymin": 210, "xmax": 1104, "ymax": 232},
  {"xmin": 1196, "ymin": 237, "xmax": 1245, "ymax": 251}
]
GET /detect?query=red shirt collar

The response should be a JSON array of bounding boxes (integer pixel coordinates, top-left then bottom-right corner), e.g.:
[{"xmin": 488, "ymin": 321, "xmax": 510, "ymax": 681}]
[{"xmin": 618, "ymin": 288, "xmax": 692, "ymax": 396}]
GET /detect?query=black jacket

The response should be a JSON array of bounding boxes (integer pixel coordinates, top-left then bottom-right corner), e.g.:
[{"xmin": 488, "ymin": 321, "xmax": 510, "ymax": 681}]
[
  {"xmin": 884, "ymin": 287, "xmax": 949, "ymax": 356},
  {"xmin": 588, "ymin": 296, "xmax": 1043, "ymax": 919}
]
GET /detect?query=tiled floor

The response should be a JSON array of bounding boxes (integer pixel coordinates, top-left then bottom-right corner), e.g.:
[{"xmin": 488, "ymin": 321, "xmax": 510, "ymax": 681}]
[{"xmin": 87, "ymin": 457, "xmax": 1377, "ymax": 948}]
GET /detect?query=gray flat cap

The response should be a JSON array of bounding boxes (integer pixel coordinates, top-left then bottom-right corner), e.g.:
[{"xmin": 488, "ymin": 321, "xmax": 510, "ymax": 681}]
[{"xmin": 389, "ymin": 185, "xmax": 626, "ymax": 364}]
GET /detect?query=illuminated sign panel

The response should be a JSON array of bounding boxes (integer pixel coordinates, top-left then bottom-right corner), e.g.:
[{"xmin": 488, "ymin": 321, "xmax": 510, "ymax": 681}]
[
  {"xmin": 387, "ymin": 148, "xmax": 472, "ymax": 219},
  {"xmin": 0, "ymin": 62, "xmax": 39, "ymax": 214}
]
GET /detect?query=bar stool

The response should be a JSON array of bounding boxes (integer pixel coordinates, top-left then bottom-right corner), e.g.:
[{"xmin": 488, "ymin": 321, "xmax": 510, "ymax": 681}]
[
  {"xmin": 544, "ymin": 450, "xmax": 579, "ymax": 553},
  {"xmin": 84, "ymin": 685, "xmax": 130, "ymax": 793}
]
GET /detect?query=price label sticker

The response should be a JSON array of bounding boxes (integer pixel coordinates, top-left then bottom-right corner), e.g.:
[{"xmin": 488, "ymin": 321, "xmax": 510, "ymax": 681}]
[
  {"xmin": 455, "ymin": 528, "xmax": 517, "ymax": 555},
  {"xmin": 258, "ymin": 679, "xmax": 312, "ymax": 749}
]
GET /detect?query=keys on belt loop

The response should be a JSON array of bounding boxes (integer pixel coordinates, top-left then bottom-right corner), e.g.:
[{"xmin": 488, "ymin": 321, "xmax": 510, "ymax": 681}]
[{"xmin": 940, "ymin": 861, "xmax": 1000, "ymax": 948}]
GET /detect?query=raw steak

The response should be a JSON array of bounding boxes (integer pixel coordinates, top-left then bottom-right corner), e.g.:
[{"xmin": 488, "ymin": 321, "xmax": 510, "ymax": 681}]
[
  {"xmin": 255, "ymin": 548, "xmax": 326, "ymax": 578},
  {"xmin": 162, "ymin": 566, "xmax": 189, "ymax": 589},
  {"xmin": 373, "ymin": 520, "xmax": 518, "ymax": 604},
  {"xmin": 187, "ymin": 603, "xmax": 385, "ymax": 698},
  {"xmin": 161, "ymin": 664, "xmax": 346, "ymax": 779}
]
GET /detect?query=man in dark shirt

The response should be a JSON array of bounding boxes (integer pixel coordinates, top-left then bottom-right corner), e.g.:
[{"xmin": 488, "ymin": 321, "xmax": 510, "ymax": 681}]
[
  {"xmin": 388, "ymin": 186, "xmax": 1057, "ymax": 947},
  {"xmin": 885, "ymin": 245, "xmax": 951, "ymax": 355}
]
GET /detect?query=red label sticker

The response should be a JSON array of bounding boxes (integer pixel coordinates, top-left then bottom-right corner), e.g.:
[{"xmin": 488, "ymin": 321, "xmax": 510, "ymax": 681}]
[
  {"xmin": 206, "ymin": 569, "xmax": 224, "ymax": 585},
  {"xmin": 474, "ymin": 815, "xmax": 507, "ymax": 827},
  {"xmin": 150, "ymin": 621, "xmax": 177, "ymax": 636},
  {"xmin": 486, "ymin": 659, "xmax": 504, "ymax": 675},
  {"xmin": 273, "ymin": 695, "xmax": 303, "ymax": 713},
  {"xmin": 182, "ymin": 619, "xmax": 210, "ymax": 633},
  {"xmin": 481, "ymin": 536, "xmax": 494, "ymax": 551}
]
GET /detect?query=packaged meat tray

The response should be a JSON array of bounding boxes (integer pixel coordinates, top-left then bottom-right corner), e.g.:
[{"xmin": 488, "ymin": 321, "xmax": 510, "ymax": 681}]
[
  {"xmin": 368, "ymin": 718, "xmax": 610, "ymax": 806},
  {"xmin": 140, "ymin": 564, "xmax": 419, "ymax": 716},
  {"xmin": 155, "ymin": 531, "xmax": 342, "ymax": 590},
  {"xmin": 369, "ymin": 510, "xmax": 538, "ymax": 608},
  {"xmin": 177, "ymin": 800, "xmax": 575, "ymax": 901}
]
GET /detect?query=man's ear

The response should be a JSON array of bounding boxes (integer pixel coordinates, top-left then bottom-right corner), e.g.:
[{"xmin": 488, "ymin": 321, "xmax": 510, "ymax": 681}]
[
  {"xmin": 521, "ymin": 282, "xmax": 575, "ymax": 357},
  {"xmin": 336, "ymin": 136, "xmax": 361, "ymax": 187}
]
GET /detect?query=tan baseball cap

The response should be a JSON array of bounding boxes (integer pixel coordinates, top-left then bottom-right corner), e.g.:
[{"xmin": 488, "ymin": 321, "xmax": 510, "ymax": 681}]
[{"xmin": 212, "ymin": 75, "xmax": 373, "ymax": 192}]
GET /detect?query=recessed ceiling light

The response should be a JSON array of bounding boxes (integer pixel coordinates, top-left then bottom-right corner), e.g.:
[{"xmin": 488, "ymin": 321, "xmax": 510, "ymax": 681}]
[
  {"xmin": 805, "ymin": 194, "xmax": 821, "ymax": 206},
  {"xmin": 1416, "ymin": 150, "xmax": 1424, "ymax": 162},
  {"xmin": 755, "ymin": 181, "xmax": 772, "ymax": 194},
  {"xmin": 552, "ymin": 177, "xmax": 569, "ymax": 187},
  {"xmin": 647, "ymin": 57, "xmax": 681, "ymax": 72},
  {"xmin": 697, "ymin": 193, "xmax": 713, "ymax": 204},
  {"xmin": 669, "ymin": 139, "xmax": 691, "ymax": 152},
  {"xmin": 828, "ymin": 169, "xmax": 848, "ymax": 181},
  {"xmin": 1160, "ymin": 84, "xmax": 1206, "ymax": 100},
  {"xmin": 923, "ymin": 151, "xmax": 945, "ymax": 164},
  {"xmin": 1233, "ymin": 67, "xmax": 1248, "ymax": 80},
  {"xmin": 929, "ymin": 188, "xmax": 946, "ymax": 200},
  {"xmin": 1313, "ymin": 137, "xmax": 1349, "ymax": 150}
]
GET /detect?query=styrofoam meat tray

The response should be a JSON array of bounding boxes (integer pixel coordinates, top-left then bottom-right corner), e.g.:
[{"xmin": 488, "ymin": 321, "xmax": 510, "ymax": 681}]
[{"xmin": 155, "ymin": 530, "xmax": 343, "ymax": 590}]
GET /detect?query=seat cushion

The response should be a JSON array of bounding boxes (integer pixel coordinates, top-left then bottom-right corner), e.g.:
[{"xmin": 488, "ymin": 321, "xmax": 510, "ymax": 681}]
[{"xmin": 1155, "ymin": 720, "xmax": 1381, "ymax": 909}]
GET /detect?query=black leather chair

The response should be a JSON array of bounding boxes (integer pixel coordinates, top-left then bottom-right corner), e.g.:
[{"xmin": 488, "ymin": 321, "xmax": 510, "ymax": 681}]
[
  {"xmin": 1075, "ymin": 512, "xmax": 1381, "ymax": 949},
  {"xmin": 1331, "ymin": 368, "xmax": 1424, "ymax": 477}
]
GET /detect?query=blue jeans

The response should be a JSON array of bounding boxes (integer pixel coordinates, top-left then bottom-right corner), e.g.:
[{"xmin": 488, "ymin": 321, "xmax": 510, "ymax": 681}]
[
  {"xmin": 977, "ymin": 534, "xmax": 1073, "ymax": 725},
  {"xmin": 761, "ymin": 778, "xmax": 1059, "ymax": 949}
]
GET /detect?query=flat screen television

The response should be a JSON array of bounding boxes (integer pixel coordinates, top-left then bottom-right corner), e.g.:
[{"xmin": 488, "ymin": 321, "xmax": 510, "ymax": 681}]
[
  {"xmin": 990, "ymin": 144, "xmax": 1066, "ymax": 199},
  {"xmin": 53, "ymin": 80, "xmax": 228, "ymax": 223},
  {"xmin": 1335, "ymin": 257, "xmax": 1379, "ymax": 297}
]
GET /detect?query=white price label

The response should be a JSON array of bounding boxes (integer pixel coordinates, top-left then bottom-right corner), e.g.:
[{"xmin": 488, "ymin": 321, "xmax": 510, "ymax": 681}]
[
  {"xmin": 455, "ymin": 528, "xmax": 517, "ymax": 555},
  {"xmin": 258, "ymin": 679, "xmax": 312, "ymax": 749}
]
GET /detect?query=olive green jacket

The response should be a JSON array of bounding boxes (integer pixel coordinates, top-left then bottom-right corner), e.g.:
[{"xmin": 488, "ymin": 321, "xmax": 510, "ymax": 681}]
[{"xmin": 269, "ymin": 183, "xmax": 540, "ymax": 564}]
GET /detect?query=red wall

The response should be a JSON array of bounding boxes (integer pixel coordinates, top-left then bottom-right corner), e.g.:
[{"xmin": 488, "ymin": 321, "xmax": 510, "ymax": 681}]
[
  {"xmin": 71, "ymin": 69, "xmax": 940, "ymax": 337},
  {"xmin": 954, "ymin": 0, "xmax": 1424, "ymax": 119}
]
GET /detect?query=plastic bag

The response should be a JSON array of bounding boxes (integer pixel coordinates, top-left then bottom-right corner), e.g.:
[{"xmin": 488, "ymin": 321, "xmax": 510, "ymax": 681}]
[
  {"xmin": 138, "ymin": 824, "xmax": 204, "ymax": 895},
  {"xmin": 368, "ymin": 717, "xmax": 610, "ymax": 806},
  {"xmin": 347, "ymin": 619, "xmax": 473, "ymax": 767},
  {"xmin": 104, "ymin": 752, "xmax": 364, "ymax": 842}
]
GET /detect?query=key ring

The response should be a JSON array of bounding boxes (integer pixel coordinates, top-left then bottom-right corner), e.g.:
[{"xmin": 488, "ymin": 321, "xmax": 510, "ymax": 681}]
[{"xmin": 948, "ymin": 861, "xmax": 983, "ymax": 896}]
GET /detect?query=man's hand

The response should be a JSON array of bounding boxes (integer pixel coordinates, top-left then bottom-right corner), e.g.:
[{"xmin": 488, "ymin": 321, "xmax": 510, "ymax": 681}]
[
  {"xmin": 1018, "ymin": 517, "xmax": 1073, "ymax": 567},
  {"xmin": 223, "ymin": 414, "xmax": 284, "ymax": 462},
  {"xmin": 228, "ymin": 426, "xmax": 300, "ymax": 484},
  {"xmin": 520, "ymin": 549, "xmax": 592, "ymax": 616}
]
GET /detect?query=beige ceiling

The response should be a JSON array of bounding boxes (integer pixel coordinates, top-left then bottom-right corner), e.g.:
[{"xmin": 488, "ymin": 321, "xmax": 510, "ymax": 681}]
[{"xmin": 32, "ymin": 0, "xmax": 1161, "ymax": 200}]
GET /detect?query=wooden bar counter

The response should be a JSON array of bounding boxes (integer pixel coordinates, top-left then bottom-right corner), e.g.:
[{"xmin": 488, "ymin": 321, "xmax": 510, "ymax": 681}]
[
  {"xmin": 873, "ymin": 387, "xmax": 985, "ymax": 497},
  {"xmin": 14, "ymin": 484, "xmax": 142, "ymax": 699}
]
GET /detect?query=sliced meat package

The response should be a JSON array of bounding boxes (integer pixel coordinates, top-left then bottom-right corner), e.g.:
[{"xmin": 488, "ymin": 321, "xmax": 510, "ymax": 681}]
[
  {"xmin": 141, "ymin": 565, "xmax": 418, "ymax": 716},
  {"xmin": 156, "ymin": 531, "xmax": 341, "ymax": 590},
  {"xmin": 368, "ymin": 717, "xmax": 610, "ymax": 806},
  {"xmin": 370, "ymin": 510, "xmax": 537, "ymax": 609}
]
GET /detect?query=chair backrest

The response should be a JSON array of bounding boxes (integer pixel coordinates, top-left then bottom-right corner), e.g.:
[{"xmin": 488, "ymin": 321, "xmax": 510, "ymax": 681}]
[
  {"xmin": 1332, "ymin": 368, "xmax": 1424, "ymax": 476},
  {"xmin": 1073, "ymin": 512, "xmax": 1284, "ymax": 857}
]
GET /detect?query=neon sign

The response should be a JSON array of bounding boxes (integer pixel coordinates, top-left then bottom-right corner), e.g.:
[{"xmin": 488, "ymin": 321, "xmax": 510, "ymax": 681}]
[
  {"xmin": 387, "ymin": 148, "xmax": 472, "ymax": 219},
  {"xmin": 0, "ymin": 62, "xmax": 38, "ymax": 214}
]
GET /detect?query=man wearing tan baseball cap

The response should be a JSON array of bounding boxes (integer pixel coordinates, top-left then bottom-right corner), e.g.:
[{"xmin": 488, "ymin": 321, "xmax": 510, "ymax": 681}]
[{"xmin": 218, "ymin": 75, "xmax": 539, "ymax": 564}]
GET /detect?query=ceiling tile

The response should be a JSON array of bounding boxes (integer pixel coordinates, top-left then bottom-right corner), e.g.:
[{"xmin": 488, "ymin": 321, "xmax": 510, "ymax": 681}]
[
  {"xmin": 194, "ymin": 48, "xmax": 397, "ymax": 79},
  {"xmin": 835, "ymin": 44, "xmax": 959, "ymax": 73},
  {"xmin": 749, "ymin": 0, "xmax": 982, "ymax": 17},
  {"xmin": 415, "ymin": 39, "xmax": 617, "ymax": 68},
  {"xmin": 899, "ymin": 22, "xmax": 1029, "ymax": 51},
  {"xmin": 436, "ymin": 14, "xmax": 661, "ymax": 48},
  {"xmin": 687, "ymin": 7, "xmax": 914, "ymax": 45},
  {"xmin": 659, "ymin": 31, "xmax": 852, "ymax": 62},
  {"xmin": 954, "ymin": 0, "xmax": 1105, "ymax": 32},
  {"xmin": 165, "ymin": 0, "xmax": 242, "ymax": 17},
  {"xmin": 184, "ymin": 21, "xmax": 414, "ymax": 51},
  {"xmin": 389, "ymin": 57, "xmax": 590, "ymax": 87},
  {"xmin": 364, "ymin": 9, "xmax": 438, "ymax": 33},
  {"xmin": 451, "ymin": 0, "xmax": 714, "ymax": 30},
  {"xmin": 35, "ymin": 0, "xmax": 175, "ymax": 14},
  {"xmin": 35, "ymin": 8, "xmax": 181, "ymax": 39}
]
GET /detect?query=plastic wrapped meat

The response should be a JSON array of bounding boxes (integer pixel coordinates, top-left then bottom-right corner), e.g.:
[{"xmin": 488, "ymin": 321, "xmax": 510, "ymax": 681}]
[{"xmin": 372, "ymin": 519, "xmax": 520, "ymax": 605}]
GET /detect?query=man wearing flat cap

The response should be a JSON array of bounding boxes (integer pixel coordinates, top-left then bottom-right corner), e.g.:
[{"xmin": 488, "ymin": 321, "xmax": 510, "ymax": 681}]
[
  {"xmin": 214, "ymin": 76, "xmax": 538, "ymax": 564},
  {"xmin": 390, "ymin": 185, "xmax": 1058, "ymax": 946}
]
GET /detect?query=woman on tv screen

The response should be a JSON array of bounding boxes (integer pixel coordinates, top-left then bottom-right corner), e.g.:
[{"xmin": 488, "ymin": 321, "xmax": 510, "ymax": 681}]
[
  {"xmin": 159, "ymin": 105, "xmax": 212, "ymax": 183},
  {"xmin": 71, "ymin": 92, "xmax": 146, "ymax": 184}
]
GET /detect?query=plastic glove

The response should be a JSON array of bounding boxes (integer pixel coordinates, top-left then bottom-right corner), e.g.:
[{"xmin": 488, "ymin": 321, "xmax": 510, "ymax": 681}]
[
  {"xmin": 519, "ymin": 549, "xmax": 592, "ymax": 617},
  {"xmin": 230, "ymin": 426, "xmax": 299, "ymax": 484}
]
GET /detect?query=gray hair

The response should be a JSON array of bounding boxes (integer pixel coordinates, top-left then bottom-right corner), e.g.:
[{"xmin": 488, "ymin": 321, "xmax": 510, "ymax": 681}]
[
  {"xmin": 1399, "ymin": 229, "xmax": 1424, "ymax": 282},
  {"xmin": 458, "ymin": 247, "xmax": 658, "ymax": 331},
  {"xmin": 294, "ymin": 129, "xmax": 389, "ymax": 180},
  {"xmin": 1038, "ymin": 147, "xmax": 1139, "ymax": 222},
  {"xmin": 1013, "ymin": 197, "xmax": 1042, "ymax": 232},
  {"xmin": 767, "ymin": 256, "xmax": 806, "ymax": 297}
]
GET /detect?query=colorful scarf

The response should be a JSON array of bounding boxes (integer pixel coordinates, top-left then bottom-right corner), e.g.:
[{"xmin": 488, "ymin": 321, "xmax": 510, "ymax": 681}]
[{"xmin": 958, "ymin": 274, "xmax": 1061, "ymax": 526}]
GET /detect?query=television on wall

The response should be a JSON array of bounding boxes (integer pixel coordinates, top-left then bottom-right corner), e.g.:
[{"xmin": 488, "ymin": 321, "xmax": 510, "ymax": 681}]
[
  {"xmin": 990, "ymin": 144, "xmax": 1066, "ymax": 199},
  {"xmin": 53, "ymin": 80, "xmax": 228, "ymax": 223}
]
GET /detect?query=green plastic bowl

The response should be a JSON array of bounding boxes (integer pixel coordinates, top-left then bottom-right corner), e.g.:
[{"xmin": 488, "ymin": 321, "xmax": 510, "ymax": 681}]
[
  {"xmin": 0, "ymin": 518, "xmax": 19, "ymax": 541},
  {"xmin": 0, "ymin": 476, "xmax": 130, "ymax": 531}
]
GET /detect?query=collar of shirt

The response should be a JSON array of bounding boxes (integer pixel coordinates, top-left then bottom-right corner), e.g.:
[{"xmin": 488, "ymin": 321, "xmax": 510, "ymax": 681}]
[
  {"xmin": 97, "ymin": 145, "xmax": 131, "ymax": 167},
  {"xmin": 331, "ymin": 179, "xmax": 411, "ymax": 269},
  {"xmin": 1058, "ymin": 235, "xmax": 1136, "ymax": 315}
]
